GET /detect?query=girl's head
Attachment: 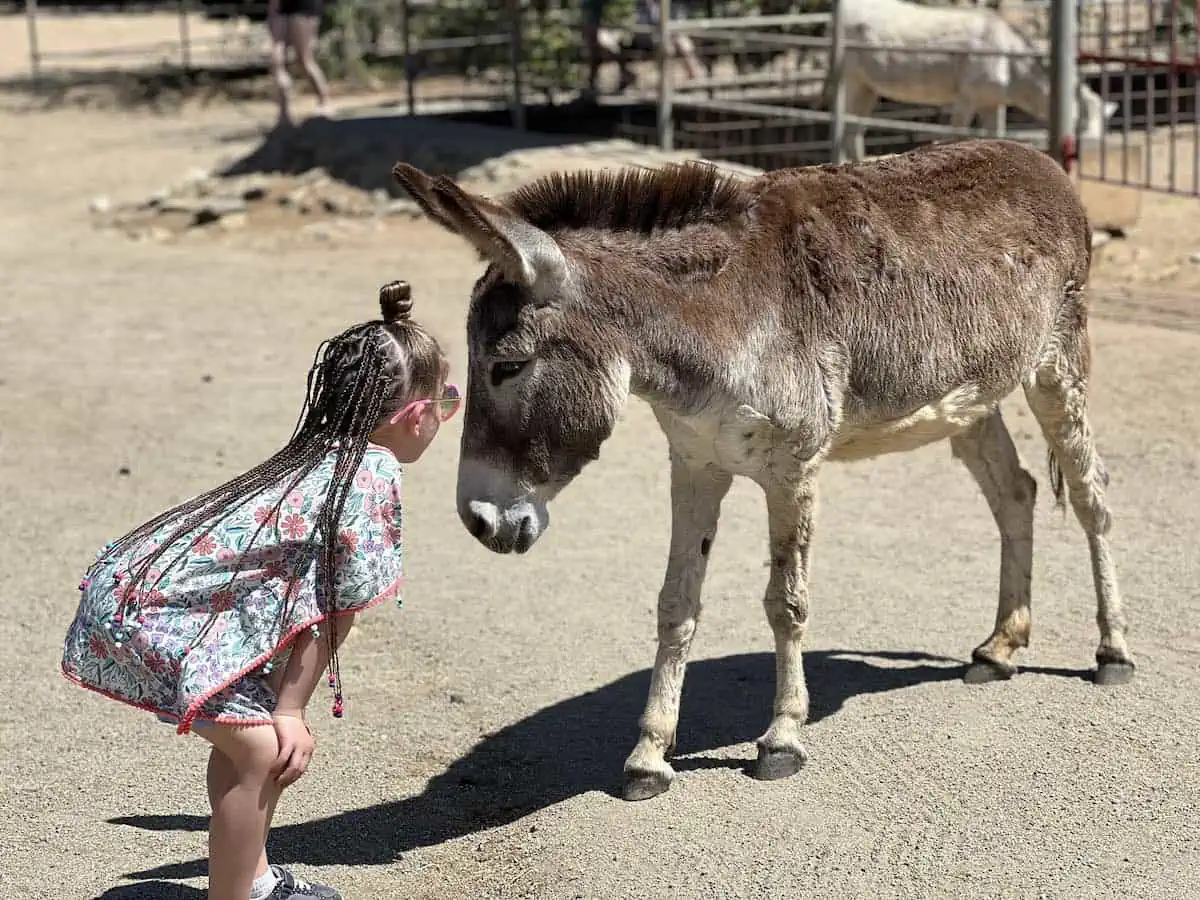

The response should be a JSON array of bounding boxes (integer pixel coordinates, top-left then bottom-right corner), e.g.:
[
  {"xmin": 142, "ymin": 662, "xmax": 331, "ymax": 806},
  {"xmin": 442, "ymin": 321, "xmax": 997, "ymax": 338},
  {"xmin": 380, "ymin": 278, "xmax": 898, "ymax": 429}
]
[
  {"xmin": 103, "ymin": 281, "xmax": 454, "ymax": 716},
  {"xmin": 307, "ymin": 280, "xmax": 458, "ymax": 463}
]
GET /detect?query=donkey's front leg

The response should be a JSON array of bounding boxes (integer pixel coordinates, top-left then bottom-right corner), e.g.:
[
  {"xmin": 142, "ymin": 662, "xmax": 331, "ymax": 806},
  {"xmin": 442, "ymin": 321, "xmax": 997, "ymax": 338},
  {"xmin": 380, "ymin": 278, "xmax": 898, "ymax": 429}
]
[
  {"xmin": 623, "ymin": 452, "xmax": 733, "ymax": 801},
  {"xmin": 754, "ymin": 473, "xmax": 818, "ymax": 781}
]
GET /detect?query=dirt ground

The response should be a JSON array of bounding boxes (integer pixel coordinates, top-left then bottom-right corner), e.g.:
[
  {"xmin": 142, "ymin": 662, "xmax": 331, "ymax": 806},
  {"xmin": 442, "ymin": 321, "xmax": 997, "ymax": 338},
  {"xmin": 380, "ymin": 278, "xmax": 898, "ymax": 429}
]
[{"xmin": 4, "ymin": 16, "xmax": 1200, "ymax": 900}]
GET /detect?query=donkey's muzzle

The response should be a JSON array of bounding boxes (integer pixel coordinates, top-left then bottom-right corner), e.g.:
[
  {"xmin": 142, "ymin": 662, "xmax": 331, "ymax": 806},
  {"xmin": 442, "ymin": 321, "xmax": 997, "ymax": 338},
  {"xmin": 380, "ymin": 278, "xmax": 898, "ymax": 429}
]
[{"xmin": 461, "ymin": 500, "xmax": 542, "ymax": 555}]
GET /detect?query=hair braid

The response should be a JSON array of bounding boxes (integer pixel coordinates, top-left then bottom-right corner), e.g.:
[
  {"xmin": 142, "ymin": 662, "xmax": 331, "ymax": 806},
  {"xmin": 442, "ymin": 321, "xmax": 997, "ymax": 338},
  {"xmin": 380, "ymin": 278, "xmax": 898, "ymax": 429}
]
[{"xmin": 92, "ymin": 281, "xmax": 445, "ymax": 722}]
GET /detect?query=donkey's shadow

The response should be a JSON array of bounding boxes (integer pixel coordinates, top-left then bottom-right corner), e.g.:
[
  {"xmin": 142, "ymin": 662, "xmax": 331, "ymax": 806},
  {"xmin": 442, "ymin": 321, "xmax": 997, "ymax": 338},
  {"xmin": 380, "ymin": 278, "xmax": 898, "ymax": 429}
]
[{"xmin": 113, "ymin": 648, "xmax": 1083, "ymax": 882}]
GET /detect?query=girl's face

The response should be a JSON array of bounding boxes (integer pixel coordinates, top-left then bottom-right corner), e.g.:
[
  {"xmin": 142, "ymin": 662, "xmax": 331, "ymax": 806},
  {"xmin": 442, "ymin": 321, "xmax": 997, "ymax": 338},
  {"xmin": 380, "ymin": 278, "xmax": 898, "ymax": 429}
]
[{"xmin": 370, "ymin": 383, "xmax": 462, "ymax": 463}]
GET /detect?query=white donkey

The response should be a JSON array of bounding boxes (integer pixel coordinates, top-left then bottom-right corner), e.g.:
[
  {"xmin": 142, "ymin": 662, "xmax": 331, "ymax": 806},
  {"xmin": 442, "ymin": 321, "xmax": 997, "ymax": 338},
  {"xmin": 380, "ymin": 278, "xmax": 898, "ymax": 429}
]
[{"xmin": 824, "ymin": 0, "xmax": 1119, "ymax": 161}]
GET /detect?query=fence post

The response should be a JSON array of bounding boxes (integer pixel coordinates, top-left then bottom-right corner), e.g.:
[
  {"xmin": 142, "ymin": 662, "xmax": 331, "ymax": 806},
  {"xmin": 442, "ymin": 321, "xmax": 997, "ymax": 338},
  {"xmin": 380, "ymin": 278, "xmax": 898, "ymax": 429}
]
[
  {"xmin": 178, "ymin": 0, "xmax": 192, "ymax": 70},
  {"xmin": 657, "ymin": 0, "xmax": 674, "ymax": 150},
  {"xmin": 401, "ymin": 0, "xmax": 415, "ymax": 116},
  {"xmin": 1048, "ymin": 0, "xmax": 1078, "ymax": 168},
  {"xmin": 829, "ymin": 0, "xmax": 845, "ymax": 164},
  {"xmin": 508, "ymin": 0, "xmax": 526, "ymax": 131},
  {"xmin": 25, "ymin": 0, "xmax": 41, "ymax": 85}
]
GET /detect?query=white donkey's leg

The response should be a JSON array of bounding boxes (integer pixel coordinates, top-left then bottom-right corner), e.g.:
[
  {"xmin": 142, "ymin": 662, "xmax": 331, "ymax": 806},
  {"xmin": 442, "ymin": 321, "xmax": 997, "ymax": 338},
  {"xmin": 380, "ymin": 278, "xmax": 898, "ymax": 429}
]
[
  {"xmin": 841, "ymin": 72, "xmax": 878, "ymax": 163},
  {"xmin": 753, "ymin": 472, "xmax": 818, "ymax": 780},
  {"xmin": 623, "ymin": 451, "xmax": 733, "ymax": 801},
  {"xmin": 950, "ymin": 409, "xmax": 1037, "ymax": 682}
]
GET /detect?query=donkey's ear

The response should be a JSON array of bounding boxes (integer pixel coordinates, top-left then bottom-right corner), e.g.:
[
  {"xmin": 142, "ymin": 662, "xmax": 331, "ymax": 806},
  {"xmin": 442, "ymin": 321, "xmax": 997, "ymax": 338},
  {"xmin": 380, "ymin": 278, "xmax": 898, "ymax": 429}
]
[
  {"xmin": 427, "ymin": 175, "xmax": 568, "ymax": 298},
  {"xmin": 391, "ymin": 163, "xmax": 463, "ymax": 234}
]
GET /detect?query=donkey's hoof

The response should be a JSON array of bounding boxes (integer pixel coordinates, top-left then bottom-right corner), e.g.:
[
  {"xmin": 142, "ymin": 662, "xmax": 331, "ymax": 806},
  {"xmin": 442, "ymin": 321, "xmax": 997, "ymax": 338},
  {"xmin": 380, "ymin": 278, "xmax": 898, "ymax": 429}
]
[
  {"xmin": 1095, "ymin": 660, "xmax": 1136, "ymax": 686},
  {"xmin": 753, "ymin": 746, "xmax": 807, "ymax": 781},
  {"xmin": 963, "ymin": 656, "xmax": 1017, "ymax": 684},
  {"xmin": 622, "ymin": 770, "xmax": 672, "ymax": 801}
]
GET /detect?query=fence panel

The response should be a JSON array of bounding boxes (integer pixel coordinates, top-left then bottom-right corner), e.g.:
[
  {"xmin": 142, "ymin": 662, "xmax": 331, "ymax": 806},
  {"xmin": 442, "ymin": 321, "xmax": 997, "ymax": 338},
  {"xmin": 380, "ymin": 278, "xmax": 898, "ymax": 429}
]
[
  {"xmin": 659, "ymin": 0, "xmax": 1068, "ymax": 171},
  {"xmin": 1074, "ymin": 0, "xmax": 1199, "ymax": 195}
]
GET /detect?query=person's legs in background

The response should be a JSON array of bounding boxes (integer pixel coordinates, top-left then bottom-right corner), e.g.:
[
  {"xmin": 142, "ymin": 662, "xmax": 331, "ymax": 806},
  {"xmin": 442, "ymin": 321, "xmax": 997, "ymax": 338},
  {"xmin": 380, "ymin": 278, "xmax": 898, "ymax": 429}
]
[
  {"xmin": 266, "ymin": 0, "xmax": 294, "ymax": 127},
  {"xmin": 289, "ymin": 11, "xmax": 333, "ymax": 117}
]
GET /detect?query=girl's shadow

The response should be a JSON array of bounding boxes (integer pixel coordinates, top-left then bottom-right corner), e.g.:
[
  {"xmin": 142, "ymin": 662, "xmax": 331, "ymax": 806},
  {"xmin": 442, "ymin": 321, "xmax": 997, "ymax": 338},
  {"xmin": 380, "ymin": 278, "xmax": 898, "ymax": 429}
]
[{"xmin": 109, "ymin": 648, "xmax": 1088, "ymax": 884}]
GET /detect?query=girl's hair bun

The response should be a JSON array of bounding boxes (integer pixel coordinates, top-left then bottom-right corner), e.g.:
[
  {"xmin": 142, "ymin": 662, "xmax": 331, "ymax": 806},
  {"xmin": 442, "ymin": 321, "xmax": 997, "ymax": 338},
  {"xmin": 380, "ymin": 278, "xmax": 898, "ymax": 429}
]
[{"xmin": 379, "ymin": 280, "xmax": 413, "ymax": 323}]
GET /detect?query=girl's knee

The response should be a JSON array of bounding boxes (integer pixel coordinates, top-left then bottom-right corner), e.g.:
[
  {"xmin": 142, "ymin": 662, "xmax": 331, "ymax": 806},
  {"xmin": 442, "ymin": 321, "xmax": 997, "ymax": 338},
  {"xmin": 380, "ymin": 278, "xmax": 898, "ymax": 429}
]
[{"xmin": 204, "ymin": 723, "xmax": 279, "ymax": 780}]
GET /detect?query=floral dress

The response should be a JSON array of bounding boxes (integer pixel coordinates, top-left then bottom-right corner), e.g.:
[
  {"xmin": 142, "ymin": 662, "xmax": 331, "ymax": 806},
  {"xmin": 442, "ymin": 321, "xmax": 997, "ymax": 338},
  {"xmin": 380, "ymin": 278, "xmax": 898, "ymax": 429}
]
[{"xmin": 61, "ymin": 444, "xmax": 403, "ymax": 735}]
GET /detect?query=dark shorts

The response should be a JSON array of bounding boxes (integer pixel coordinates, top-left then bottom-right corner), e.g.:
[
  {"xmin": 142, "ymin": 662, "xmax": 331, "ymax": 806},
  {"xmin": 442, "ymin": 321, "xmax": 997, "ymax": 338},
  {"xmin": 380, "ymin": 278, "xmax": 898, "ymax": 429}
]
[
  {"xmin": 278, "ymin": 0, "xmax": 323, "ymax": 18},
  {"xmin": 582, "ymin": 0, "xmax": 607, "ymax": 28}
]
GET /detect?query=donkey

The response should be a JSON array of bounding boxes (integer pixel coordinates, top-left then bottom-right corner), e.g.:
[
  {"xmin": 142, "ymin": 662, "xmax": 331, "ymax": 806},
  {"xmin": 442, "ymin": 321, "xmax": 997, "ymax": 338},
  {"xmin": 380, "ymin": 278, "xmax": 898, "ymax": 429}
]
[
  {"xmin": 823, "ymin": 0, "xmax": 1119, "ymax": 162},
  {"xmin": 393, "ymin": 137, "xmax": 1135, "ymax": 802}
]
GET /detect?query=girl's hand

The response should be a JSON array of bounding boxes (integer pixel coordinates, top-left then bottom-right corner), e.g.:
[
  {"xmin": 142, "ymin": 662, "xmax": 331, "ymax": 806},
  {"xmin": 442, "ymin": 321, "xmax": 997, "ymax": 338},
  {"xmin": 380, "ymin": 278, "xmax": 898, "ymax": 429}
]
[{"xmin": 271, "ymin": 712, "xmax": 315, "ymax": 788}]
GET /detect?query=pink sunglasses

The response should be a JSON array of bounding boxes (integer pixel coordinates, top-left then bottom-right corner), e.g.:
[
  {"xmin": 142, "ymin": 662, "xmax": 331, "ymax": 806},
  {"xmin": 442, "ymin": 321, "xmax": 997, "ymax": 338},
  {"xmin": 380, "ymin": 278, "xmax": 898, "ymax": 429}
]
[{"xmin": 391, "ymin": 383, "xmax": 462, "ymax": 425}]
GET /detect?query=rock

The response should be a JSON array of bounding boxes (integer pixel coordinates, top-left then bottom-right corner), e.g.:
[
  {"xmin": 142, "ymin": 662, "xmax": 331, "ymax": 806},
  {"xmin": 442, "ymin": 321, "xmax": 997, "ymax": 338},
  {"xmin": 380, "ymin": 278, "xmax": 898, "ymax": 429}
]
[
  {"xmin": 371, "ymin": 188, "xmax": 390, "ymax": 207},
  {"xmin": 386, "ymin": 198, "xmax": 422, "ymax": 219},
  {"xmin": 1091, "ymin": 230, "xmax": 1112, "ymax": 249},
  {"xmin": 1189, "ymin": 251, "xmax": 1200, "ymax": 264},
  {"xmin": 218, "ymin": 211, "xmax": 249, "ymax": 232},
  {"xmin": 89, "ymin": 195, "xmax": 112, "ymax": 215},
  {"xmin": 129, "ymin": 226, "xmax": 173, "ymax": 243},
  {"xmin": 144, "ymin": 187, "xmax": 173, "ymax": 208},
  {"xmin": 242, "ymin": 184, "xmax": 268, "ymax": 203},
  {"xmin": 190, "ymin": 197, "xmax": 248, "ymax": 226}
]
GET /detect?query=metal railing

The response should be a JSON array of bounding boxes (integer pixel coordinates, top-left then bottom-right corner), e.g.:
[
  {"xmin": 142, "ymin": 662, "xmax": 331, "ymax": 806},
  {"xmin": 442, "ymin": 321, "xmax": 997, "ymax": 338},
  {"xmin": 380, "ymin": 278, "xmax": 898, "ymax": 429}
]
[{"xmin": 10, "ymin": 0, "xmax": 1200, "ymax": 196}]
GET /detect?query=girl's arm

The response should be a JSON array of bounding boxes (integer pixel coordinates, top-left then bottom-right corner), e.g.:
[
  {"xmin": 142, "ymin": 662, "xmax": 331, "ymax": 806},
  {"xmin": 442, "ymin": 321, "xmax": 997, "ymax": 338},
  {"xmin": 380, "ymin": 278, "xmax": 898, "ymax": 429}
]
[{"xmin": 274, "ymin": 615, "xmax": 356, "ymax": 717}]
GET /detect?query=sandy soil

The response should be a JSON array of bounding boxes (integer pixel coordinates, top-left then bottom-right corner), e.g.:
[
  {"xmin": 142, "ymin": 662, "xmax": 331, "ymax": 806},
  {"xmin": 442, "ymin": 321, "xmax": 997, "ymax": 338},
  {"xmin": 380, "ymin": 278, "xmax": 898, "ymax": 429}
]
[{"xmin": 3, "ymin": 22, "xmax": 1200, "ymax": 900}]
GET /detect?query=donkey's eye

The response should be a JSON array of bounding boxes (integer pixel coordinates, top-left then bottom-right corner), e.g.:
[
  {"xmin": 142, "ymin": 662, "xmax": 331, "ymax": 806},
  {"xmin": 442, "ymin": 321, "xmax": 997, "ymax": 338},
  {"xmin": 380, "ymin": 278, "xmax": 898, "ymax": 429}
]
[{"xmin": 489, "ymin": 359, "xmax": 531, "ymax": 388}]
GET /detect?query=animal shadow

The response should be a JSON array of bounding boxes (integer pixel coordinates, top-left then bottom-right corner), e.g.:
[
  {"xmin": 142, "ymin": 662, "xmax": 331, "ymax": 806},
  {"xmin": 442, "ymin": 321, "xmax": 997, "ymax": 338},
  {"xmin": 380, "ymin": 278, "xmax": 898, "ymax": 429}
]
[{"xmin": 114, "ymin": 648, "xmax": 988, "ymax": 879}]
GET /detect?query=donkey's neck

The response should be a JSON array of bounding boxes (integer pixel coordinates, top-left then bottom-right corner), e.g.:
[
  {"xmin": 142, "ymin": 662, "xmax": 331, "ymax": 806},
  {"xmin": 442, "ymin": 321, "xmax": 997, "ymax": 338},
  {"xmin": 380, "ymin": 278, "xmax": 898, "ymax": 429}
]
[{"xmin": 575, "ymin": 230, "xmax": 792, "ymax": 421}]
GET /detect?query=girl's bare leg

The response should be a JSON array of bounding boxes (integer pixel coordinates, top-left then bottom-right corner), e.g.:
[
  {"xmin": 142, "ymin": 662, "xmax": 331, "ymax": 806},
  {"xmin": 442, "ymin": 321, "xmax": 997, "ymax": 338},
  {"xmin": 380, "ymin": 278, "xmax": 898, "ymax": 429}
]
[
  {"xmin": 289, "ymin": 14, "xmax": 333, "ymax": 115},
  {"xmin": 267, "ymin": 10, "xmax": 294, "ymax": 127},
  {"xmin": 201, "ymin": 725, "xmax": 283, "ymax": 900}
]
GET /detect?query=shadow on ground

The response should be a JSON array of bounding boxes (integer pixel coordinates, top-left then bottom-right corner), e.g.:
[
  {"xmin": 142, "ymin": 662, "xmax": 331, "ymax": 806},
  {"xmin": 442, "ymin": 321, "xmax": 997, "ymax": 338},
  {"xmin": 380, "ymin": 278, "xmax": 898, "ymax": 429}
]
[
  {"xmin": 94, "ymin": 881, "xmax": 205, "ymax": 899},
  {"xmin": 216, "ymin": 114, "xmax": 593, "ymax": 196},
  {"xmin": 111, "ymin": 648, "xmax": 1091, "ymax": 883}
]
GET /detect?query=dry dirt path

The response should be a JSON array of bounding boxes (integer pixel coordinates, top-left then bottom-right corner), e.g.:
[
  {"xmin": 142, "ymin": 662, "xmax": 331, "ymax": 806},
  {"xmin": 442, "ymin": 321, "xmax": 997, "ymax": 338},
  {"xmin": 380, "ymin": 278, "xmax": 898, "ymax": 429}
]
[{"xmin": 2, "ymin": 99, "xmax": 1199, "ymax": 900}]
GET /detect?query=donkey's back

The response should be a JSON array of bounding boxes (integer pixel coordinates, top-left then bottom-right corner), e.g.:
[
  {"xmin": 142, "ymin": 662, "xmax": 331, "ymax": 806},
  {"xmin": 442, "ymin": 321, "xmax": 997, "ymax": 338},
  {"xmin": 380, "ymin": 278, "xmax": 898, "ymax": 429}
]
[{"xmin": 747, "ymin": 139, "xmax": 1091, "ymax": 461}]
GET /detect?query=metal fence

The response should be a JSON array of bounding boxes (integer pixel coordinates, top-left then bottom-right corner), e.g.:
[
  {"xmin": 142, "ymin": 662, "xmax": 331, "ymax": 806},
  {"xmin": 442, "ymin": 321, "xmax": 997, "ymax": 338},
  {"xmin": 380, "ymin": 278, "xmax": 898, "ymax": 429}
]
[{"xmin": 11, "ymin": 0, "xmax": 1200, "ymax": 196}]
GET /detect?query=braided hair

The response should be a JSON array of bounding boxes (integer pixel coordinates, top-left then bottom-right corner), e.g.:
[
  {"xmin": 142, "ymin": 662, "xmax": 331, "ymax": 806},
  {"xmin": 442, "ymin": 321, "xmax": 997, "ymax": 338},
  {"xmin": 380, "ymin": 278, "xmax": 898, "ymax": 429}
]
[{"xmin": 100, "ymin": 280, "xmax": 446, "ymax": 718}]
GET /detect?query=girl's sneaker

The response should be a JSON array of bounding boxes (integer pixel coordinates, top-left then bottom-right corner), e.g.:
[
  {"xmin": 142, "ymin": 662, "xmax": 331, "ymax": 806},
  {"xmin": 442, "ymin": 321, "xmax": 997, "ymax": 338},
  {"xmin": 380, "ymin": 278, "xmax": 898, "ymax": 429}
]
[{"xmin": 265, "ymin": 865, "xmax": 342, "ymax": 900}]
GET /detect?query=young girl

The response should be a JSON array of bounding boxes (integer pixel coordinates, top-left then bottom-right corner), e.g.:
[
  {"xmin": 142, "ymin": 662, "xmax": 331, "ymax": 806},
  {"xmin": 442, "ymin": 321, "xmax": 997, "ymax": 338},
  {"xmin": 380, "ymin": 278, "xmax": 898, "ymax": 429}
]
[{"xmin": 61, "ymin": 281, "xmax": 458, "ymax": 900}]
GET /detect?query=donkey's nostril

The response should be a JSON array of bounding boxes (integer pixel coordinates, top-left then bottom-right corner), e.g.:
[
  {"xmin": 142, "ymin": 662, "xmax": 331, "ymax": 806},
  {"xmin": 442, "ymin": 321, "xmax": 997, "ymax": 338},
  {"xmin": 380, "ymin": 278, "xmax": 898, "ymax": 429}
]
[{"xmin": 465, "ymin": 502, "xmax": 499, "ymax": 541}]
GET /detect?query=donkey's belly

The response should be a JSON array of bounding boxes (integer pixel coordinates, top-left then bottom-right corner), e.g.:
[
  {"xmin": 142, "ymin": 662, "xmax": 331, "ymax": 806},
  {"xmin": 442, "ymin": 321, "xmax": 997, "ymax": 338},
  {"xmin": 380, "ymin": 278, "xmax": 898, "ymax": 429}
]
[{"xmin": 827, "ymin": 382, "xmax": 1004, "ymax": 462}]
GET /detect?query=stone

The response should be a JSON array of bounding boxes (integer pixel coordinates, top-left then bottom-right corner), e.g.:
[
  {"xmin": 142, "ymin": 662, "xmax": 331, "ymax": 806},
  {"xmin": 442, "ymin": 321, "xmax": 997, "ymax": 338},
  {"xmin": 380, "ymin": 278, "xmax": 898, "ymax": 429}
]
[
  {"xmin": 144, "ymin": 187, "xmax": 173, "ymax": 208},
  {"xmin": 89, "ymin": 195, "xmax": 112, "ymax": 215},
  {"xmin": 190, "ymin": 197, "xmax": 248, "ymax": 226},
  {"xmin": 1189, "ymin": 251, "xmax": 1200, "ymax": 264},
  {"xmin": 386, "ymin": 198, "xmax": 422, "ymax": 219},
  {"xmin": 218, "ymin": 211, "xmax": 249, "ymax": 232}
]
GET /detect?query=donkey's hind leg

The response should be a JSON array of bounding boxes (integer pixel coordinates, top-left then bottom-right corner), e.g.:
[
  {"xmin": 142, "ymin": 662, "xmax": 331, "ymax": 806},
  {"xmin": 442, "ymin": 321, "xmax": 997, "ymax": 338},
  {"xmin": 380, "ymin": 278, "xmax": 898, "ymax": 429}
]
[
  {"xmin": 1023, "ymin": 301, "xmax": 1135, "ymax": 685},
  {"xmin": 950, "ymin": 409, "xmax": 1038, "ymax": 683}
]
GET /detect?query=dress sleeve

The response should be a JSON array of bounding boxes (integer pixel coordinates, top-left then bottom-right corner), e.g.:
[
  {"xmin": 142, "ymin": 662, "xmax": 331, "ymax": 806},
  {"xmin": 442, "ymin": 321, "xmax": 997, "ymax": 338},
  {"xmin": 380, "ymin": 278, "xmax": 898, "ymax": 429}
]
[{"xmin": 329, "ymin": 449, "xmax": 404, "ymax": 613}]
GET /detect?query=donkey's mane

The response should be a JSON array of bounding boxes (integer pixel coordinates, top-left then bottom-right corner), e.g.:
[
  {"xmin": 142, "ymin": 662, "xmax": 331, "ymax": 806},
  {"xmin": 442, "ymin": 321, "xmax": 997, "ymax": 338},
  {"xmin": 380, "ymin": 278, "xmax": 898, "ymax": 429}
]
[{"xmin": 502, "ymin": 161, "xmax": 752, "ymax": 235}]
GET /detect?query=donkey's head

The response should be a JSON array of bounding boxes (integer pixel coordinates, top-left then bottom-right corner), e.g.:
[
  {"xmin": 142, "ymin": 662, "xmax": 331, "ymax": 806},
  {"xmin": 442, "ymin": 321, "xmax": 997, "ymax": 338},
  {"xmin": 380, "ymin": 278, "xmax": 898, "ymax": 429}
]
[
  {"xmin": 1076, "ymin": 82, "xmax": 1119, "ymax": 140},
  {"xmin": 392, "ymin": 163, "xmax": 632, "ymax": 554}
]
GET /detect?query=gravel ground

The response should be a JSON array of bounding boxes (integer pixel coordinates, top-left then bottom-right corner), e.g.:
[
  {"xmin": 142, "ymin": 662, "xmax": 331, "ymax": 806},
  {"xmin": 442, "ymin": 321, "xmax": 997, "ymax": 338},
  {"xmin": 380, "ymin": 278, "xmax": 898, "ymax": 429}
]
[{"xmin": 2, "ymin": 95, "xmax": 1199, "ymax": 900}]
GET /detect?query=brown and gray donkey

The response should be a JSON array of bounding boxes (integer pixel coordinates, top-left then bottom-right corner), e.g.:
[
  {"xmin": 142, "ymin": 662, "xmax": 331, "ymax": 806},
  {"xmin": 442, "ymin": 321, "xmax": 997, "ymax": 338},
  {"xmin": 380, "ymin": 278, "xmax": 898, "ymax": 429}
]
[{"xmin": 393, "ymin": 138, "xmax": 1134, "ymax": 802}]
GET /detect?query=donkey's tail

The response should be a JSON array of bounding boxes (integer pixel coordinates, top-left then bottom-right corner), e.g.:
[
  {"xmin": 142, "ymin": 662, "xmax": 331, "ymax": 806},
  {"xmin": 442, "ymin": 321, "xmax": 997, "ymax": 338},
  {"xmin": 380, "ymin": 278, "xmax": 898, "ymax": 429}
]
[
  {"xmin": 1045, "ymin": 445, "xmax": 1066, "ymax": 512},
  {"xmin": 1045, "ymin": 444, "xmax": 1110, "ymax": 514}
]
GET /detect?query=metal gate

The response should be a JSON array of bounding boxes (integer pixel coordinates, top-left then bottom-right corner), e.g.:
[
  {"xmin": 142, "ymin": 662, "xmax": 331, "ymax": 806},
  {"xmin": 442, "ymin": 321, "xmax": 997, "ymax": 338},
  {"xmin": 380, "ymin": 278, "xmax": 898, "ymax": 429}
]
[{"xmin": 1072, "ymin": 0, "xmax": 1198, "ymax": 195}]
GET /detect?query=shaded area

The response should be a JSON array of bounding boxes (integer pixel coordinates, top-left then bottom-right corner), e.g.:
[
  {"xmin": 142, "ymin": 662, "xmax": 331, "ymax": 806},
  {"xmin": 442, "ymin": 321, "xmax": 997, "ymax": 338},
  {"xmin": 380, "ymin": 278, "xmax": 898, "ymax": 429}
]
[
  {"xmin": 112, "ymin": 648, "xmax": 988, "ymax": 881},
  {"xmin": 94, "ymin": 881, "xmax": 205, "ymax": 900},
  {"xmin": 215, "ymin": 113, "xmax": 596, "ymax": 196}
]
